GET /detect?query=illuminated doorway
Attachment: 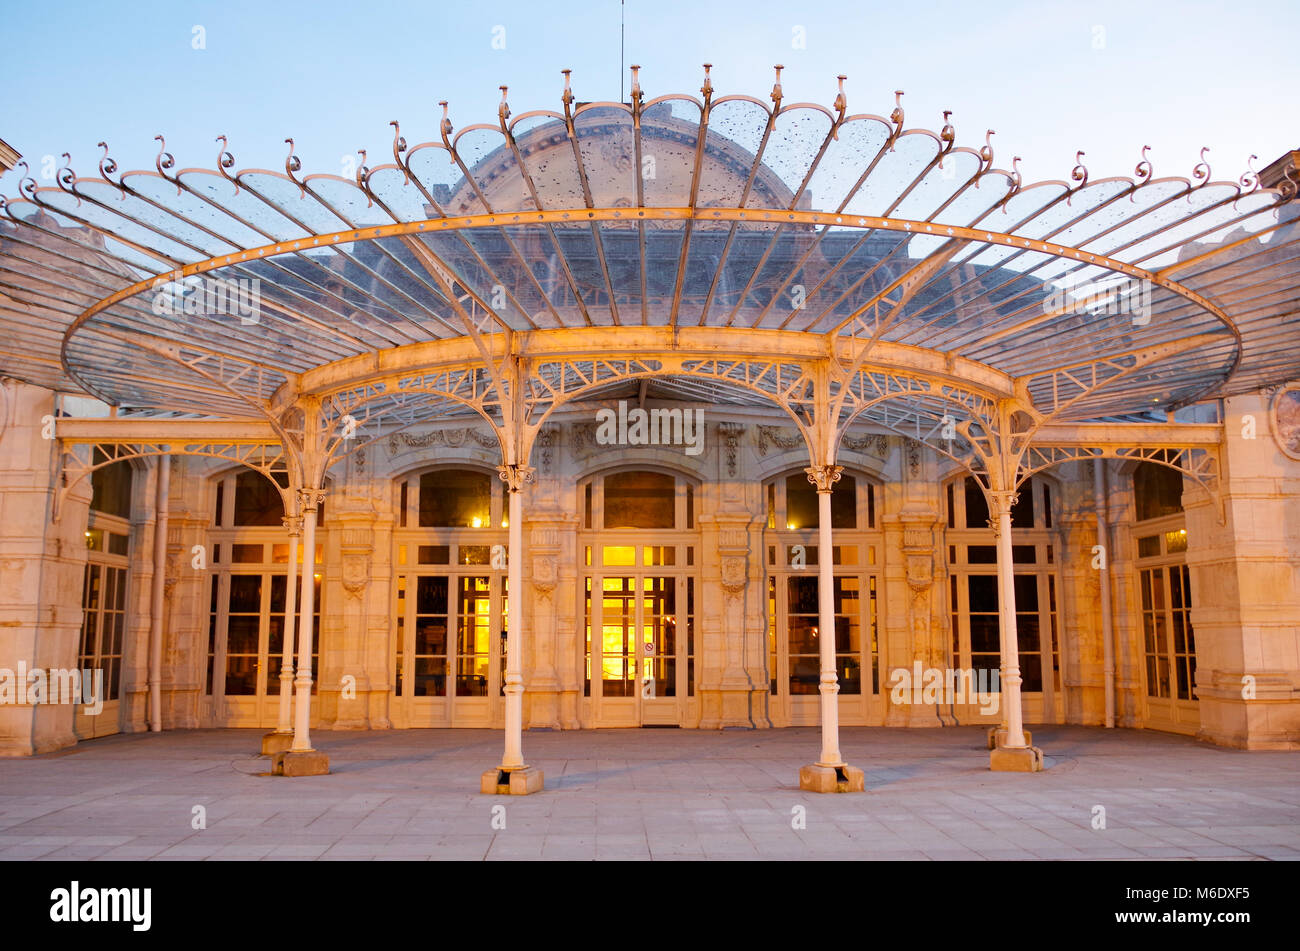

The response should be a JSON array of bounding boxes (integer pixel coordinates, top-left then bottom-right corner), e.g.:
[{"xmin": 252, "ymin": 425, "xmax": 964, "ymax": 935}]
[{"xmin": 580, "ymin": 470, "xmax": 698, "ymax": 726}]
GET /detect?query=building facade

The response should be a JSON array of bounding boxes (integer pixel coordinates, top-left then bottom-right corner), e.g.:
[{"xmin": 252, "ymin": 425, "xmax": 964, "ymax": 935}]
[{"xmin": 3, "ymin": 380, "xmax": 1298, "ymax": 756}]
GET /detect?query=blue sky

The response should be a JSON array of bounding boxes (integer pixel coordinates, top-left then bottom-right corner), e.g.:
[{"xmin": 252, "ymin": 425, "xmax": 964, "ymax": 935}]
[{"xmin": 1, "ymin": 0, "xmax": 1295, "ymax": 193}]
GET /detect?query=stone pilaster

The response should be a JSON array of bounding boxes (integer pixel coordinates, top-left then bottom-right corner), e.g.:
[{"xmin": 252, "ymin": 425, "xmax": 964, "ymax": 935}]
[
  {"xmin": 880, "ymin": 438, "xmax": 947, "ymax": 727},
  {"xmin": 0, "ymin": 381, "xmax": 89, "ymax": 755},
  {"xmin": 523, "ymin": 519, "xmax": 572, "ymax": 730},
  {"xmin": 697, "ymin": 490, "xmax": 767, "ymax": 728},
  {"xmin": 1186, "ymin": 393, "xmax": 1300, "ymax": 749},
  {"xmin": 320, "ymin": 505, "xmax": 384, "ymax": 729},
  {"xmin": 1056, "ymin": 507, "xmax": 1102, "ymax": 725}
]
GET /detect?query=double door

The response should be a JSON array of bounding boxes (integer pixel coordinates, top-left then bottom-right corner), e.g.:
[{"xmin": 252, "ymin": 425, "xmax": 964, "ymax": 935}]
[
  {"xmin": 392, "ymin": 571, "xmax": 504, "ymax": 727},
  {"xmin": 207, "ymin": 570, "xmax": 319, "ymax": 728},
  {"xmin": 585, "ymin": 573, "xmax": 694, "ymax": 726},
  {"xmin": 767, "ymin": 572, "xmax": 880, "ymax": 726}
]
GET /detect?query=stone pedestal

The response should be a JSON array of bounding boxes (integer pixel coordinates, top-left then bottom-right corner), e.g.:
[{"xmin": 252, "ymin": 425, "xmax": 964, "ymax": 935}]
[
  {"xmin": 989, "ymin": 745, "xmax": 1044, "ymax": 772},
  {"xmin": 798, "ymin": 763, "xmax": 865, "ymax": 793},
  {"xmin": 271, "ymin": 750, "xmax": 330, "ymax": 776},
  {"xmin": 480, "ymin": 766, "xmax": 544, "ymax": 795}
]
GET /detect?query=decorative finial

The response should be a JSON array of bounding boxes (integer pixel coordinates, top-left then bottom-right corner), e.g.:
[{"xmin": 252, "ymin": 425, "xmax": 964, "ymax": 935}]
[
  {"xmin": 390, "ymin": 121, "xmax": 409, "ymax": 184},
  {"xmin": 498, "ymin": 86, "xmax": 511, "ymax": 128},
  {"xmin": 561, "ymin": 69, "xmax": 574, "ymax": 109},
  {"xmin": 439, "ymin": 101, "xmax": 453, "ymax": 140},
  {"xmin": 284, "ymin": 138, "xmax": 305, "ymax": 197},
  {"xmin": 55, "ymin": 153, "xmax": 78, "ymax": 204},
  {"xmin": 96, "ymin": 142, "xmax": 119, "ymax": 184},
  {"xmin": 155, "ymin": 135, "xmax": 179, "ymax": 194},
  {"xmin": 16, "ymin": 161, "xmax": 37, "ymax": 198},
  {"xmin": 771, "ymin": 65, "xmax": 784, "ymax": 107},
  {"xmin": 890, "ymin": 90, "xmax": 905, "ymax": 133},
  {"xmin": 630, "ymin": 65, "xmax": 642, "ymax": 110},
  {"xmin": 1192, "ymin": 146, "xmax": 1211, "ymax": 187},
  {"xmin": 154, "ymin": 135, "xmax": 175, "ymax": 175},
  {"xmin": 701, "ymin": 63, "xmax": 713, "ymax": 101},
  {"xmin": 1066, "ymin": 151, "xmax": 1088, "ymax": 204},
  {"xmin": 215, "ymin": 135, "xmax": 238, "ymax": 193},
  {"xmin": 980, "ymin": 130, "xmax": 995, "ymax": 167},
  {"xmin": 940, "ymin": 110, "xmax": 955, "ymax": 152},
  {"xmin": 1135, "ymin": 145, "xmax": 1153, "ymax": 181},
  {"xmin": 355, "ymin": 149, "xmax": 373, "ymax": 207},
  {"xmin": 1239, "ymin": 154, "xmax": 1260, "ymax": 193}
]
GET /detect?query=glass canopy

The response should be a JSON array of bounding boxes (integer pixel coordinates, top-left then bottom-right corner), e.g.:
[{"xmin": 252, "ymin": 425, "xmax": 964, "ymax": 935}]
[{"xmin": 0, "ymin": 72, "xmax": 1296, "ymax": 426}]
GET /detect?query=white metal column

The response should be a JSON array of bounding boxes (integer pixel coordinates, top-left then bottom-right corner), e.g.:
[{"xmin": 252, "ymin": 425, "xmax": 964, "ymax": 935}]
[
  {"xmin": 291, "ymin": 488, "xmax": 323, "ymax": 753},
  {"xmin": 991, "ymin": 489, "xmax": 1028, "ymax": 749},
  {"xmin": 275, "ymin": 514, "xmax": 301, "ymax": 736}
]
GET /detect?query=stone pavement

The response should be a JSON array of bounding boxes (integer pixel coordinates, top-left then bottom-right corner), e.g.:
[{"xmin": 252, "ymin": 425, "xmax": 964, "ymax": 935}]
[{"xmin": 0, "ymin": 725, "xmax": 1296, "ymax": 860}]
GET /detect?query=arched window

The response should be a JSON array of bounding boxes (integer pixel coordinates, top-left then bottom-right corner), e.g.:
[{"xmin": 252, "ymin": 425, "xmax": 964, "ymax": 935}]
[
  {"xmin": 1133, "ymin": 462, "xmax": 1184, "ymax": 522},
  {"xmin": 581, "ymin": 468, "xmax": 695, "ymax": 531}
]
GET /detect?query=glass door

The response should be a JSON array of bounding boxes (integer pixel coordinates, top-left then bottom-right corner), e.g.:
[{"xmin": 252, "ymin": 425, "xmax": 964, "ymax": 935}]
[
  {"xmin": 206, "ymin": 568, "xmax": 318, "ymax": 728},
  {"xmin": 771, "ymin": 572, "xmax": 874, "ymax": 726},
  {"xmin": 639, "ymin": 575, "xmax": 680, "ymax": 725},
  {"xmin": 75, "ymin": 559, "xmax": 127, "ymax": 739},
  {"xmin": 1138, "ymin": 559, "xmax": 1198, "ymax": 733},
  {"xmin": 392, "ymin": 570, "xmax": 502, "ymax": 727},
  {"xmin": 584, "ymin": 562, "xmax": 694, "ymax": 727}
]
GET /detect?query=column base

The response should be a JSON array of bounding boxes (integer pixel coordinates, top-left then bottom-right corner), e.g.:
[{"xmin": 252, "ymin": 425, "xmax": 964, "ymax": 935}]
[
  {"xmin": 270, "ymin": 750, "xmax": 330, "ymax": 776},
  {"xmin": 480, "ymin": 766, "xmax": 544, "ymax": 795},
  {"xmin": 260, "ymin": 731, "xmax": 294, "ymax": 755},
  {"xmin": 798, "ymin": 763, "xmax": 865, "ymax": 793},
  {"xmin": 987, "ymin": 727, "xmax": 1032, "ymax": 750},
  {"xmin": 989, "ymin": 745, "xmax": 1044, "ymax": 772}
]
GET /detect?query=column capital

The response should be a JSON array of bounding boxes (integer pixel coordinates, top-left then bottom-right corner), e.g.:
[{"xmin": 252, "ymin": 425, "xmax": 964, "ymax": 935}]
[
  {"xmin": 282, "ymin": 515, "xmax": 304, "ymax": 536},
  {"xmin": 497, "ymin": 464, "xmax": 536, "ymax": 493},
  {"xmin": 804, "ymin": 464, "xmax": 843, "ymax": 494},
  {"xmin": 296, "ymin": 487, "xmax": 326, "ymax": 511},
  {"xmin": 987, "ymin": 488, "xmax": 1019, "ymax": 521}
]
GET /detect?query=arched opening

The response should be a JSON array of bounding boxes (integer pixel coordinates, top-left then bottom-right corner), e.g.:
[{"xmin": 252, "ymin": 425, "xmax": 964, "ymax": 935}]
[
  {"xmin": 943, "ymin": 473, "xmax": 1065, "ymax": 724},
  {"xmin": 762, "ymin": 468, "xmax": 883, "ymax": 726},
  {"xmin": 390, "ymin": 466, "xmax": 507, "ymax": 728},
  {"xmin": 578, "ymin": 466, "xmax": 700, "ymax": 727},
  {"xmin": 1129, "ymin": 461, "xmax": 1197, "ymax": 734},
  {"xmin": 203, "ymin": 468, "xmax": 323, "ymax": 728}
]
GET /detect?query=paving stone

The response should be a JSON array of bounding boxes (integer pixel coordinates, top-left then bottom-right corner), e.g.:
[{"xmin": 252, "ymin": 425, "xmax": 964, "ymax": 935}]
[{"xmin": 0, "ymin": 725, "xmax": 1294, "ymax": 862}]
